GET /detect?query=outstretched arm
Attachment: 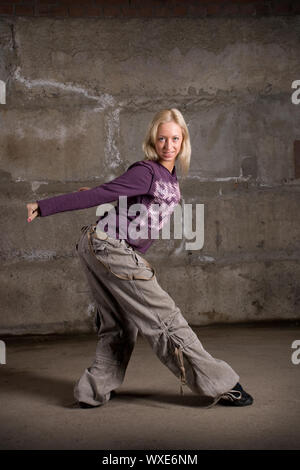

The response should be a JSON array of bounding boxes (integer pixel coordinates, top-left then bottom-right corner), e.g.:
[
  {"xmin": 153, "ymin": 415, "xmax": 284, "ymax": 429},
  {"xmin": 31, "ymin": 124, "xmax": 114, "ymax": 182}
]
[
  {"xmin": 27, "ymin": 187, "xmax": 90, "ymax": 223},
  {"xmin": 26, "ymin": 161, "xmax": 154, "ymax": 221}
]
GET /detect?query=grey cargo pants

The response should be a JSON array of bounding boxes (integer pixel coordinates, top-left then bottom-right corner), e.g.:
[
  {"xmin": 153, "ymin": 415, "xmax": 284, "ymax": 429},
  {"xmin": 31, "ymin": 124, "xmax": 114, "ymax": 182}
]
[{"xmin": 74, "ymin": 224, "xmax": 239, "ymax": 406}]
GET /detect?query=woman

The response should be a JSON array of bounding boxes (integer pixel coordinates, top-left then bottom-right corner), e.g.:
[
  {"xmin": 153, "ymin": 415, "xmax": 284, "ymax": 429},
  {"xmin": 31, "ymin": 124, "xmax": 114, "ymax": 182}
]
[{"xmin": 26, "ymin": 109, "xmax": 253, "ymax": 408}]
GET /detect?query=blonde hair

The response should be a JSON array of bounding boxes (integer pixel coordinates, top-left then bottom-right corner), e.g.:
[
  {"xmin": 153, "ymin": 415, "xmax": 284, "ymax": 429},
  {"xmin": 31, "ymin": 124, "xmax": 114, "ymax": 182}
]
[{"xmin": 142, "ymin": 108, "xmax": 191, "ymax": 178}]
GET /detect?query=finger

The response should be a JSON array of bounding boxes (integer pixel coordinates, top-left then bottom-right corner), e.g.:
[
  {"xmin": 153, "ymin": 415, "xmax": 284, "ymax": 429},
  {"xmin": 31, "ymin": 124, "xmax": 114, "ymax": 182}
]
[
  {"xmin": 27, "ymin": 204, "xmax": 35, "ymax": 219},
  {"xmin": 27, "ymin": 205, "xmax": 38, "ymax": 222},
  {"xmin": 28, "ymin": 213, "xmax": 38, "ymax": 223}
]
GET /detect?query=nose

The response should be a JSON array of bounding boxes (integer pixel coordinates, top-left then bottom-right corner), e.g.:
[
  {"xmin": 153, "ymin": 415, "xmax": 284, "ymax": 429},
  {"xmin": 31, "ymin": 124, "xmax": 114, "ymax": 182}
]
[{"xmin": 163, "ymin": 138, "xmax": 172, "ymax": 150}]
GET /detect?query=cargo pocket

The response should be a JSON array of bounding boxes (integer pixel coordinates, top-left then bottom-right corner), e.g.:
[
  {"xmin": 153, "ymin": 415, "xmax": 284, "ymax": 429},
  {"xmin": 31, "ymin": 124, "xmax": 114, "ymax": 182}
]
[
  {"xmin": 174, "ymin": 346, "xmax": 187, "ymax": 396},
  {"xmin": 88, "ymin": 229, "xmax": 136, "ymax": 280},
  {"xmin": 87, "ymin": 226, "xmax": 156, "ymax": 281},
  {"xmin": 132, "ymin": 252, "xmax": 156, "ymax": 281},
  {"xmin": 162, "ymin": 312, "xmax": 198, "ymax": 396}
]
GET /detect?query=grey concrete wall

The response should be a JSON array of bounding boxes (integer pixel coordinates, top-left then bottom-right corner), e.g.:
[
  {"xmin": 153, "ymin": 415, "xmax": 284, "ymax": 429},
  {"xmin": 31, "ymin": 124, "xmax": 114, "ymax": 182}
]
[{"xmin": 1, "ymin": 16, "xmax": 300, "ymax": 335}]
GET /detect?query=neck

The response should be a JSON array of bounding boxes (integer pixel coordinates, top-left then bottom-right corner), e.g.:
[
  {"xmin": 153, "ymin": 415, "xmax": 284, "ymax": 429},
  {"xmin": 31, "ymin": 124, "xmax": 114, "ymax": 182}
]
[{"xmin": 158, "ymin": 160, "xmax": 175, "ymax": 173}]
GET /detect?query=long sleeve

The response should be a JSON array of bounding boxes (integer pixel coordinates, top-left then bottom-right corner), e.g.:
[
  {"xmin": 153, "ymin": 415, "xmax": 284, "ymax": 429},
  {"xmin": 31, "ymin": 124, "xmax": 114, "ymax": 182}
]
[{"xmin": 37, "ymin": 161, "xmax": 154, "ymax": 217}]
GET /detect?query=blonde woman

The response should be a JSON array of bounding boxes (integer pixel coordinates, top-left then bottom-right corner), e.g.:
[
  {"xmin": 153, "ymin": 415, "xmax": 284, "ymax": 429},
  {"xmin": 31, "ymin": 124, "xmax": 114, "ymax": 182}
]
[{"xmin": 26, "ymin": 109, "xmax": 253, "ymax": 408}]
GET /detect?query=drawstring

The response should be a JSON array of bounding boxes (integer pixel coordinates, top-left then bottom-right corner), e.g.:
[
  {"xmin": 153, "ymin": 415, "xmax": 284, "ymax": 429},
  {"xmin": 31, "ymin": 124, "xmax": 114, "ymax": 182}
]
[{"xmin": 174, "ymin": 346, "xmax": 187, "ymax": 396}]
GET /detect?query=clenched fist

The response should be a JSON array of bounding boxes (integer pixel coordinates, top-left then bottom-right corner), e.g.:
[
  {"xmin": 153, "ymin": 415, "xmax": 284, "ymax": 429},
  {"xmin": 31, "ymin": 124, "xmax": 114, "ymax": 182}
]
[{"xmin": 26, "ymin": 202, "xmax": 40, "ymax": 223}]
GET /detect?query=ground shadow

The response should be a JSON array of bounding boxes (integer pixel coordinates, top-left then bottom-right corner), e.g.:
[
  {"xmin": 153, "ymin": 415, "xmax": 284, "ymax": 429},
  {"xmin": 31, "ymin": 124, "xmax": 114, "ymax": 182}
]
[
  {"xmin": 1, "ymin": 367, "xmax": 75, "ymax": 406},
  {"xmin": 1, "ymin": 367, "xmax": 213, "ymax": 408},
  {"xmin": 113, "ymin": 390, "xmax": 213, "ymax": 408}
]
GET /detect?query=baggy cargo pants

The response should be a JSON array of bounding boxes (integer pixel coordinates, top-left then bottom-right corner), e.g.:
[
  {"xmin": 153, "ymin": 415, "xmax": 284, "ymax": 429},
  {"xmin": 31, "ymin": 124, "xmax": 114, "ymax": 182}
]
[{"xmin": 73, "ymin": 224, "xmax": 239, "ymax": 406}]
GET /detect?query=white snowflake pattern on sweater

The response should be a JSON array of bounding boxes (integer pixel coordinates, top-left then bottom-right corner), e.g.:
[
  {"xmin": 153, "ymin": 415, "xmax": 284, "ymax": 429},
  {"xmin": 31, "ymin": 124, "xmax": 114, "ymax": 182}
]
[{"xmin": 140, "ymin": 179, "xmax": 181, "ymax": 231}]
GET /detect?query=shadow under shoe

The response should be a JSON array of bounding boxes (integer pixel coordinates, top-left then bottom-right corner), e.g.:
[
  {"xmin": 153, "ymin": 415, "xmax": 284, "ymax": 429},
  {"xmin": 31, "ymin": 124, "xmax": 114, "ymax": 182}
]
[{"xmin": 69, "ymin": 390, "xmax": 117, "ymax": 409}]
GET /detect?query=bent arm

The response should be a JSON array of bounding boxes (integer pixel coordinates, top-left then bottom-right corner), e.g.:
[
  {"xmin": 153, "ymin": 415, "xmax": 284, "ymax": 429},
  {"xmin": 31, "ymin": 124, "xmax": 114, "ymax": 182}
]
[{"xmin": 36, "ymin": 162, "xmax": 154, "ymax": 217}]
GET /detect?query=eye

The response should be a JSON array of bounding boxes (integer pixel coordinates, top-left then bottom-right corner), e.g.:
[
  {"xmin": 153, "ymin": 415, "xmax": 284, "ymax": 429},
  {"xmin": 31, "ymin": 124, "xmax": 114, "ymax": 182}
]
[{"xmin": 158, "ymin": 137, "xmax": 165, "ymax": 142}]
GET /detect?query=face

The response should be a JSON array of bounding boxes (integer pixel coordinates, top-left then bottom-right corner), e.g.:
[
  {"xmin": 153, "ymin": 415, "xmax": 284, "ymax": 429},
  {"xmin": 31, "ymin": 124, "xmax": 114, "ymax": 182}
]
[{"xmin": 155, "ymin": 121, "xmax": 183, "ymax": 167}]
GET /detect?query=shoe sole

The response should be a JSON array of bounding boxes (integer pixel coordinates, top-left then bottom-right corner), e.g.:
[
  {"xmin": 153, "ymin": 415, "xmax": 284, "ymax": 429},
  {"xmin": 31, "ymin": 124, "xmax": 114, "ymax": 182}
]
[{"xmin": 218, "ymin": 396, "xmax": 254, "ymax": 407}]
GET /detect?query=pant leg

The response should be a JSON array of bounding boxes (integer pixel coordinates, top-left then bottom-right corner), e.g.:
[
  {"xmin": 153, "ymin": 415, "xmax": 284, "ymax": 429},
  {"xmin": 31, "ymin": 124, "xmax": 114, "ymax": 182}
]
[
  {"xmin": 78, "ymin": 225, "xmax": 239, "ymax": 402},
  {"xmin": 74, "ymin": 226, "xmax": 138, "ymax": 406}
]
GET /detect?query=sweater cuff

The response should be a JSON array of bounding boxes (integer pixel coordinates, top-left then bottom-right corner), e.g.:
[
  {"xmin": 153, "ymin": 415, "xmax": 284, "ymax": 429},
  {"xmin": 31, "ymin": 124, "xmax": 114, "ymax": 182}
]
[{"xmin": 36, "ymin": 198, "xmax": 54, "ymax": 217}]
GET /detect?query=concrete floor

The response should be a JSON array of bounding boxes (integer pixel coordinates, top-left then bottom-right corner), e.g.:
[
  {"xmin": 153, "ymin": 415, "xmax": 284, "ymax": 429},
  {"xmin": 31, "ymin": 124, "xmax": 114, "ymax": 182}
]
[{"xmin": 0, "ymin": 323, "xmax": 300, "ymax": 450}]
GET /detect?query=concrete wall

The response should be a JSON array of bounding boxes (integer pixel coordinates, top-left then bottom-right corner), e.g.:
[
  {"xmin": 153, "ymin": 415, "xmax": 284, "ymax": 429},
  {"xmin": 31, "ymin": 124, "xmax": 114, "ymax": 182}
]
[{"xmin": 1, "ymin": 13, "xmax": 300, "ymax": 335}]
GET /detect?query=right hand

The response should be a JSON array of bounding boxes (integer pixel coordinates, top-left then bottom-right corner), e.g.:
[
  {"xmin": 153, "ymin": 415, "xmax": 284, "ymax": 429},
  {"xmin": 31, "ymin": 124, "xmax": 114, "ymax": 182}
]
[{"xmin": 27, "ymin": 202, "xmax": 39, "ymax": 223}]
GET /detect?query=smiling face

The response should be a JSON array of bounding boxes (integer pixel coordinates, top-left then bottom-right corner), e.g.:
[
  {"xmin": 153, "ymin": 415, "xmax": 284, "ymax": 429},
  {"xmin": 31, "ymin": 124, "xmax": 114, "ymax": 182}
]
[{"xmin": 154, "ymin": 121, "xmax": 183, "ymax": 169}]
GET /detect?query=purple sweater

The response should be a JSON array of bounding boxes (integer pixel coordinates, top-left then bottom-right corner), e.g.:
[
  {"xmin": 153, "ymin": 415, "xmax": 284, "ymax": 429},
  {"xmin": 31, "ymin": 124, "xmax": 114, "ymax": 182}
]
[{"xmin": 37, "ymin": 160, "xmax": 181, "ymax": 253}]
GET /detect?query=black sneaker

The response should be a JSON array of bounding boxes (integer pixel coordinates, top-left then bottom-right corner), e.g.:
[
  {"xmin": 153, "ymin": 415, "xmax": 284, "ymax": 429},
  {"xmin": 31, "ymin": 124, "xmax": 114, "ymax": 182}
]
[{"xmin": 217, "ymin": 383, "xmax": 253, "ymax": 407}]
